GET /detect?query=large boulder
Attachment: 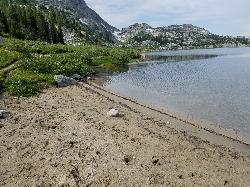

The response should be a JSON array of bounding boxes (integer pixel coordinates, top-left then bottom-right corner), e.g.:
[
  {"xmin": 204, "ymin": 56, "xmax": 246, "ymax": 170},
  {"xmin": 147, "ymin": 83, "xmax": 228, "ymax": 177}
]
[{"xmin": 54, "ymin": 75, "xmax": 77, "ymax": 87}]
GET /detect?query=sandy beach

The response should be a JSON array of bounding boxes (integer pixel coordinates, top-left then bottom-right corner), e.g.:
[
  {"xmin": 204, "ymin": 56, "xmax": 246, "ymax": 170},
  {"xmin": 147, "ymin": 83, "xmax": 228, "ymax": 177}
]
[{"xmin": 0, "ymin": 83, "xmax": 250, "ymax": 187}]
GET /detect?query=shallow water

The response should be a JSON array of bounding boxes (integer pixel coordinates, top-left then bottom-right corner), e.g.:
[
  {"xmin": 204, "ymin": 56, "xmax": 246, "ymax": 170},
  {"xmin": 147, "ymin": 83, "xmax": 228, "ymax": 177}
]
[{"xmin": 104, "ymin": 47, "xmax": 250, "ymax": 142}]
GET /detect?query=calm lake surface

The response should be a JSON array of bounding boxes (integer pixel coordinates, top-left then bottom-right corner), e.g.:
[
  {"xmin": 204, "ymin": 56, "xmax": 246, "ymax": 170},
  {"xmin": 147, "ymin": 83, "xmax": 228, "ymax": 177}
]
[{"xmin": 103, "ymin": 47, "xmax": 250, "ymax": 142}]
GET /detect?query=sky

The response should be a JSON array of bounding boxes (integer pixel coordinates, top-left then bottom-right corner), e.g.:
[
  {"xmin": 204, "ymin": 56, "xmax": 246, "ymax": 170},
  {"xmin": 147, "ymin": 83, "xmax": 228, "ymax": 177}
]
[{"xmin": 85, "ymin": 0, "xmax": 250, "ymax": 37}]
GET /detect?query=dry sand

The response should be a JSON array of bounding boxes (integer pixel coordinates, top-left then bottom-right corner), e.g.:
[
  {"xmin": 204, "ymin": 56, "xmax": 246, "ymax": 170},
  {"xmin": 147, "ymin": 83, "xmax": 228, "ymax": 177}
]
[{"xmin": 0, "ymin": 83, "xmax": 250, "ymax": 187}]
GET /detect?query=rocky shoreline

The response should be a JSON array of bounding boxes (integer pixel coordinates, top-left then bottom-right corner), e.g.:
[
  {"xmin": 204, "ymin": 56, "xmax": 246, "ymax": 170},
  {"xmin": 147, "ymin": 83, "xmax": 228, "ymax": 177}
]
[{"xmin": 0, "ymin": 83, "xmax": 250, "ymax": 186}]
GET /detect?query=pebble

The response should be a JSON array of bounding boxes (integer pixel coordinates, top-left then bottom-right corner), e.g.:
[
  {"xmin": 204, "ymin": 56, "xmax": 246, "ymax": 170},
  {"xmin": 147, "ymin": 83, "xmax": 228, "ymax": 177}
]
[
  {"xmin": 107, "ymin": 109, "xmax": 119, "ymax": 117},
  {"xmin": 0, "ymin": 110, "xmax": 8, "ymax": 119}
]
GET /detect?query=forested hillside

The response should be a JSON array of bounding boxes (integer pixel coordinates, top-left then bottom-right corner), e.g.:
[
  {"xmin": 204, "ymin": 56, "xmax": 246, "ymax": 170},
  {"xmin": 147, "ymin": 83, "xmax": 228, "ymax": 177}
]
[
  {"xmin": 0, "ymin": 0, "xmax": 115, "ymax": 44},
  {"xmin": 0, "ymin": 2, "xmax": 65, "ymax": 43}
]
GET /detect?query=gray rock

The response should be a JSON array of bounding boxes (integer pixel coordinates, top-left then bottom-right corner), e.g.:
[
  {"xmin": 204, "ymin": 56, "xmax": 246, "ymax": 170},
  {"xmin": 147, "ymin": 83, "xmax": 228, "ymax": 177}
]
[
  {"xmin": 107, "ymin": 109, "xmax": 119, "ymax": 117},
  {"xmin": 0, "ymin": 36, "xmax": 4, "ymax": 45},
  {"xmin": 0, "ymin": 110, "xmax": 8, "ymax": 119},
  {"xmin": 87, "ymin": 76, "xmax": 95, "ymax": 81},
  {"xmin": 71, "ymin": 74, "xmax": 82, "ymax": 81},
  {"xmin": 54, "ymin": 75, "xmax": 77, "ymax": 87}
]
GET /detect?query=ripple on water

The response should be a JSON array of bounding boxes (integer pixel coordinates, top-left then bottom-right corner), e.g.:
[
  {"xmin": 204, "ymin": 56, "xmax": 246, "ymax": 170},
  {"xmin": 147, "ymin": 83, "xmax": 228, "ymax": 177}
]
[{"xmin": 104, "ymin": 47, "xmax": 250, "ymax": 143}]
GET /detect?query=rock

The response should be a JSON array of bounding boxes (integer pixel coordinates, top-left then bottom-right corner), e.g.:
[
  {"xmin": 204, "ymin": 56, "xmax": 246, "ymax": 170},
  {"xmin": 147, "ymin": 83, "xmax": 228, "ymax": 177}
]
[
  {"xmin": 107, "ymin": 109, "xmax": 119, "ymax": 117},
  {"xmin": 0, "ymin": 36, "xmax": 4, "ymax": 45},
  {"xmin": 0, "ymin": 110, "xmax": 8, "ymax": 119},
  {"xmin": 54, "ymin": 75, "xmax": 77, "ymax": 87},
  {"xmin": 87, "ymin": 76, "xmax": 94, "ymax": 81},
  {"xmin": 123, "ymin": 155, "xmax": 133, "ymax": 165},
  {"xmin": 70, "ymin": 74, "xmax": 82, "ymax": 81}
]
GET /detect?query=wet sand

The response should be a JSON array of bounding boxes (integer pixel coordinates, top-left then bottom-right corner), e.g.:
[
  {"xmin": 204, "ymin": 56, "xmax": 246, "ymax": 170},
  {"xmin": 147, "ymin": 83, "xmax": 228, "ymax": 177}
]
[{"xmin": 0, "ymin": 83, "xmax": 250, "ymax": 186}]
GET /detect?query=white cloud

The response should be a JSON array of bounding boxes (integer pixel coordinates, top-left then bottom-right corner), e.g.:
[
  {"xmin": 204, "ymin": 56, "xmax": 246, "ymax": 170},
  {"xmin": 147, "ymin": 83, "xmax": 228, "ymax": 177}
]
[{"xmin": 85, "ymin": 0, "xmax": 250, "ymax": 36}]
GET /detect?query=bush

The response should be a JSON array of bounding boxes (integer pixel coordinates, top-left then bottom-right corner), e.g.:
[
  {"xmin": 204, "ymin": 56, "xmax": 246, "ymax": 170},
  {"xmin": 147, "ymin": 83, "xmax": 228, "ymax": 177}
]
[
  {"xmin": 18, "ymin": 53, "xmax": 93, "ymax": 77},
  {"xmin": 2, "ymin": 38, "xmax": 73, "ymax": 55},
  {"xmin": 0, "ymin": 48, "xmax": 23, "ymax": 68},
  {"xmin": 0, "ymin": 72, "xmax": 5, "ymax": 85},
  {"xmin": 5, "ymin": 70, "xmax": 55, "ymax": 97},
  {"xmin": 1, "ymin": 38, "xmax": 141, "ymax": 97},
  {"xmin": 109, "ymin": 48, "xmax": 141, "ymax": 65},
  {"xmin": 92, "ymin": 56, "xmax": 115, "ymax": 66}
]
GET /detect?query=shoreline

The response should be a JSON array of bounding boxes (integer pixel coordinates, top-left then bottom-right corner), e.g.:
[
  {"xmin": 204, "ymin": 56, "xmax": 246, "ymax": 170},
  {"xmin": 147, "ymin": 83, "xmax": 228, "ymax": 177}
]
[
  {"xmin": 87, "ymin": 82, "xmax": 250, "ymax": 153},
  {"xmin": 0, "ymin": 83, "xmax": 250, "ymax": 186},
  {"xmin": 92, "ymin": 72, "xmax": 250, "ymax": 148}
]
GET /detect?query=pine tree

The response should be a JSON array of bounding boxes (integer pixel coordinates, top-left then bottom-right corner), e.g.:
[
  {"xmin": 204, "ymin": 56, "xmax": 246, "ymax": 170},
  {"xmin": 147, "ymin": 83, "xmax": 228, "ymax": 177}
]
[
  {"xmin": 36, "ymin": 12, "xmax": 49, "ymax": 42},
  {"xmin": 0, "ymin": 1, "xmax": 89, "ymax": 44},
  {"xmin": 7, "ymin": 5, "xmax": 22, "ymax": 38},
  {"xmin": 0, "ymin": 9, "xmax": 9, "ymax": 34}
]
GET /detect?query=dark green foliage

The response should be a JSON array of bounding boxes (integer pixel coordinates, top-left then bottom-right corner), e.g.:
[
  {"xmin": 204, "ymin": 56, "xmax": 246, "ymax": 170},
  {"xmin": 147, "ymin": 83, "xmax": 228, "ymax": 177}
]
[
  {"xmin": 0, "ymin": 0, "xmax": 116, "ymax": 44},
  {"xmin": 0, "ymin": 72, "xmax": 5, "ymax": 85},
  {"xmin": 0, "ymin": 2, "xmax": 65, "ymax": 43},
  {"xmin": 0, "ymin": 9, "xmax": 9, "ymax": 33},
  {"xmin": 130, "ymin": 31, "xmax": 153, "ymax": 43},
  {"xmin": 2, "ymin": 38, "xmax": 72, "ymax": 54}
]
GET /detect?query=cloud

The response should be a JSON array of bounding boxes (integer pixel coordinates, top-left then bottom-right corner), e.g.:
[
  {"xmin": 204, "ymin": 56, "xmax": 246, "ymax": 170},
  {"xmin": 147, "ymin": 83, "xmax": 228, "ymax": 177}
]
[{"xmin": 85, "ymin": 0, "xmax": 250, "ymax": 36}]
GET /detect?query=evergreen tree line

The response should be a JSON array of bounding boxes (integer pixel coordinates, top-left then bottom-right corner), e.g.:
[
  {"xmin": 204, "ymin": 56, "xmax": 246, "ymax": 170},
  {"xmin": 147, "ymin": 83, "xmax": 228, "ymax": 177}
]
[{"xmin": 0, "ymin": 2, "xmax": 68, "ymax": 44}]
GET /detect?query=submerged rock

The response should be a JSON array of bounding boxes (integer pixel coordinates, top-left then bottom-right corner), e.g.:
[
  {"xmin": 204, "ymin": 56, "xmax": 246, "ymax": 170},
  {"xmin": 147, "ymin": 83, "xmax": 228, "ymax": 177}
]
[
  {"xmin": 54, "ymin": 75, "xmax": 77, "ymax": 87},
  {"xmin": 107, "ymin": 109, "xmax": 119, "ymax": 117}
]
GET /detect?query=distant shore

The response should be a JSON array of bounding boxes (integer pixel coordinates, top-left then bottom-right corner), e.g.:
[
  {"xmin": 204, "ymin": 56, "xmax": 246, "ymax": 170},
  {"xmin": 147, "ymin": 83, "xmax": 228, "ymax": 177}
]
[{"xmin": 0, "ymin": 83, "xmax": 250, "ymax": 186}]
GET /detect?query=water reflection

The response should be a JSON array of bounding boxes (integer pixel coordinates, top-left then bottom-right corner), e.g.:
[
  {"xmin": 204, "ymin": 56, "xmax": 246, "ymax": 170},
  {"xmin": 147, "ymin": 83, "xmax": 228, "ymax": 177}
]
[
  {"xmin": 104, "ymin": 47, "xmax": 250, "ymax": 143},
  {"xmin": 144, "ymin": 54, "xmax": 218, "ymax": 62}
]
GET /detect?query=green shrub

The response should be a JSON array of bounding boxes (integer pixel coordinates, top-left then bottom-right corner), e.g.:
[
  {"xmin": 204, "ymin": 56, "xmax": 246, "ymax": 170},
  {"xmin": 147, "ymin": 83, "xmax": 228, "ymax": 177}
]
[
  {"xmin": 92, "ymin": 56, "xmax": 115, "ymax": 66},
  {"xmin": 5, "ymin": 70, "xmax": 55, "ymax": 97},
  {"xmin": 1, "ymin": 38, "xmax": 141, "ymax": 97},
  {"xmin": 2, "ymin": 38, "xmax": 73, "ymax": 55},
  {"xmin": 109, "ymin": 48, "xmax": 141, "ymax": 65},
  {"xmin": 0, "ymin": 48, "xmax": 23, "ymax": 68},
  {"xmin": 0, "ymin": 72, "xmax": 5, "ymax": 85},
  {"xmin": 18, "ymin": 53, "xmax": 93, "ymax": 77}
]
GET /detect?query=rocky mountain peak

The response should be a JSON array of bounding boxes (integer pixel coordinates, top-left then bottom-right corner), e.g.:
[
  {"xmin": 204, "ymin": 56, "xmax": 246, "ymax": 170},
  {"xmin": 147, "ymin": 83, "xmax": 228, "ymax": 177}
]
[
  {"xmin": 120, "ymin": 23, "xmax": 152, "ymax": 35},
  {"xmin": 35, "ymin": 0, "xmax": 118, "ymax": 38}
]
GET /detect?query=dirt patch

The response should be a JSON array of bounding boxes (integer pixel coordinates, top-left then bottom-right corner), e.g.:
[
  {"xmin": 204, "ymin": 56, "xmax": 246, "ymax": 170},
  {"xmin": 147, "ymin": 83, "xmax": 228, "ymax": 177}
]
[{"xmin": 0, "ymin": 84, "xmax": 249, "ymax": 186}]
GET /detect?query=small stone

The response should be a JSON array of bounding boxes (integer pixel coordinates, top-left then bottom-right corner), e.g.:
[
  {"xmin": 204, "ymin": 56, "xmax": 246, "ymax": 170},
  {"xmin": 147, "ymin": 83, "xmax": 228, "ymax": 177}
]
[
  {"xmin": 152, "ymin": 158, "xmax": 159, "ymax": 165},
  {"xmin": 36, "ymin": 178, "xmax": 45, "ymax": 187},
  {"xmin": 87, "ymin": 77, "xmax": 94, "ymax": 81},
  {"xmin": 107, "ymin": 109, "xmax": 119, "ymax": 117},
  {"xmin": 0, "ymin": 110, "xmax": 8, "ymax": 119},
  {"xmin": 58, "ymin": 175, "xmax": 68, "ymax": 187},
  {"xmin": 123, "ymin": 155, "xmax": 133, "ymax": 165}
]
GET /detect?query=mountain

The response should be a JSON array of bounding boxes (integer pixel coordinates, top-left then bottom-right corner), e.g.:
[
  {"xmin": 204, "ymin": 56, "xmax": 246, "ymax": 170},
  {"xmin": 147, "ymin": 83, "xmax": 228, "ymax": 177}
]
[
  {"xmin": 35, "ymin": 0, "xmax": 118, "ymax": 42},
  {"xmin": 115, "ymin": 23, "xmax": 250, "ymax": 49},
  {"xmin": 0, "ymin": 0, "xmax": 119, "ymax": 44},
  {"xmin": 0, "ymin": 0, "xmax": 249, "ymax": 48}
]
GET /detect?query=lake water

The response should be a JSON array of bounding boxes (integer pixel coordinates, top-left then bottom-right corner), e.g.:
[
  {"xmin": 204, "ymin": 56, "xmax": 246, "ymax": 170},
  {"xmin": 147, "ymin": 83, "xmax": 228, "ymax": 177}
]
[{"xmin": 103, "ymin": 47, "xmax": 250, "ymax": 143}]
